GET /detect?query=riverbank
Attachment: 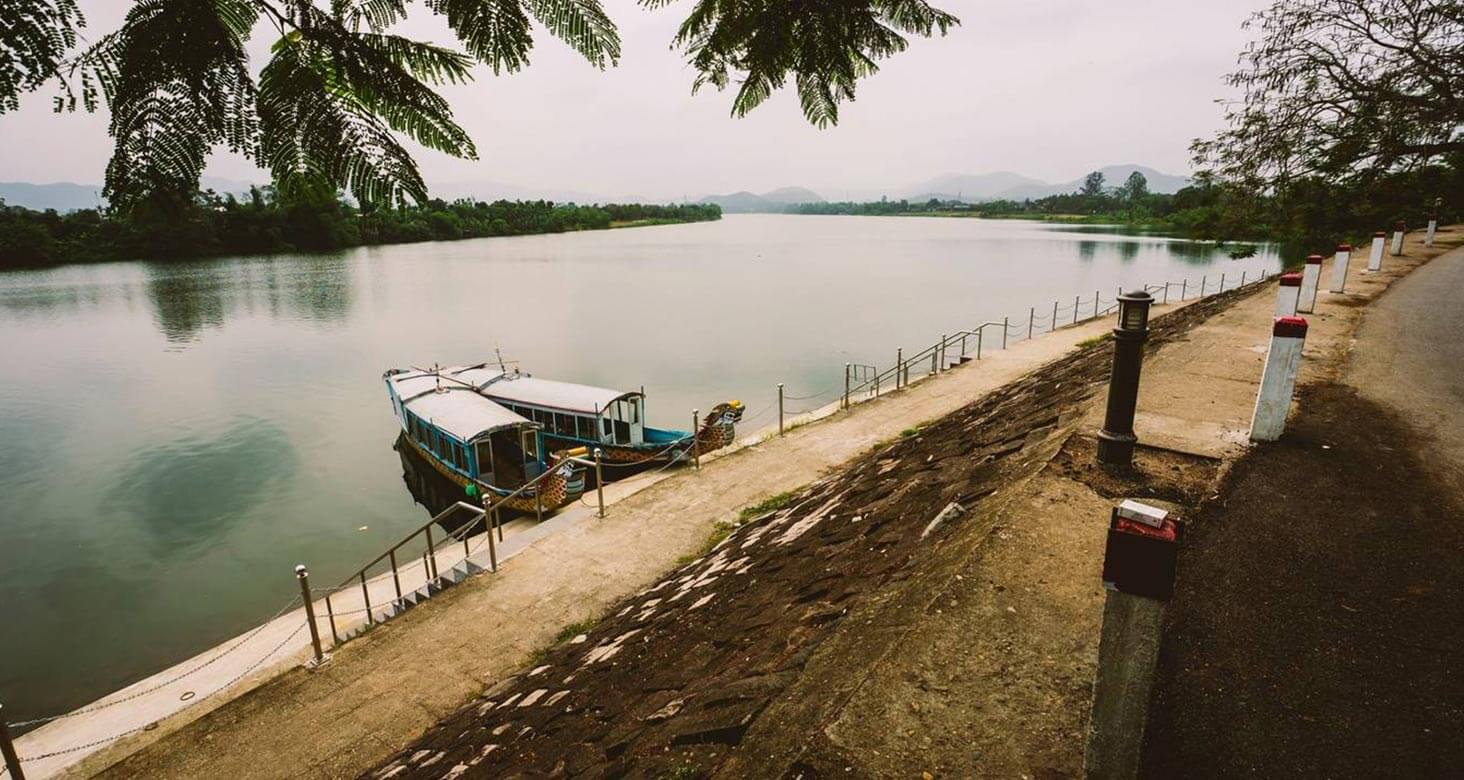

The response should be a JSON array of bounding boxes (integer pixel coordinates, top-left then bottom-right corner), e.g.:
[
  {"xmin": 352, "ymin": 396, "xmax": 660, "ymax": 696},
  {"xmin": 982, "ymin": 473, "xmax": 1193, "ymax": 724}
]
[
  {"xmin": 0, "ymin": 198, "xmax": 721, "ymax": 270},
  {"xmin": 355, "ymin": 225, "xmax": 1451, "ymax": 778},
  {"xmin": 41, "ymin": 276, "xmax": 1220, "ymax": 778}
]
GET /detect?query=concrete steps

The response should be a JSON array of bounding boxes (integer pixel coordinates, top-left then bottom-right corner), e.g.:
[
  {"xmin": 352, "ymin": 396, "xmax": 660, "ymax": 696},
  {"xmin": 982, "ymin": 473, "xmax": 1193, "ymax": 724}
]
[{"xmin": 335, "ymin": 557, "xmax": 489, "ymax": 644}]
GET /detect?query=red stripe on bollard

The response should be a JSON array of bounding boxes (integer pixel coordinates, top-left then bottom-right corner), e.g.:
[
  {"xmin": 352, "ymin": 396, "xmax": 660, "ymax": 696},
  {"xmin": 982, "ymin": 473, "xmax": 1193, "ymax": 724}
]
[{"xmin": 1273, "ymin": 316, "xmax": 1308, "ymax": 338}]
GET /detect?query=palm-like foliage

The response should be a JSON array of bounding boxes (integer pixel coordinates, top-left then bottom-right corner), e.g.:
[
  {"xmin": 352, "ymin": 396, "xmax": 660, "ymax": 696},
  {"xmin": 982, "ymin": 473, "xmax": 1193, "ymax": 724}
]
[
  {"xmin": 1, "ymin": 0, "xmax": 83, "ymax": 112},
  {"xmin": 646, "ymin": 0, "xmax": 958, "ymax": 127},
  {"xmin": 13, "ymin": 0, "xmax": 957, "ymax": 212}
]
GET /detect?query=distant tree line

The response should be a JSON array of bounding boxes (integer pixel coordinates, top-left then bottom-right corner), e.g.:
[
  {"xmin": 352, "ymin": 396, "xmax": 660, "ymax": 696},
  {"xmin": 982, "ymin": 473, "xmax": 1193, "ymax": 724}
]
[
  {"xmin": 0, "ymin": 189, "xmax": 721, "ymax": 269},
  {"xmin": 790, "ymin": 163, "xmax": 1460, "ymax": 254}
]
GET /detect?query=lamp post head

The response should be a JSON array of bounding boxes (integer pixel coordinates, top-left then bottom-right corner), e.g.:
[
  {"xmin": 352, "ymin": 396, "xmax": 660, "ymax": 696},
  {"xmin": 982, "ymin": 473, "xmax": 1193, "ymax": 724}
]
[{"xmin": 1115, "ymin": 290, "xmax": 1153, "ymax": 334}]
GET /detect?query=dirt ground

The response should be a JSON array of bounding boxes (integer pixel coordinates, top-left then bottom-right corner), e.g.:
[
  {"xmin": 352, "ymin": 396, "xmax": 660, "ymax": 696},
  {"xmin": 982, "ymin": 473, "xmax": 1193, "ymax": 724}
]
[
  {"xmin": 1141, "ymin": 383, "xmax": 1464, "ymax": 777},
  {"xmin": 364, "ymin": 288, "xmax": 1260, "ymax": 779}
]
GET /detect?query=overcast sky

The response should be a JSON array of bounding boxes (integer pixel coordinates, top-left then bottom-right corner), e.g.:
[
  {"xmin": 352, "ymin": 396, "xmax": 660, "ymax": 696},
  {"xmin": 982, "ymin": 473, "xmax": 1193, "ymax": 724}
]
[{"xmin": 0, "ymin": 0, "xmax": 1268, "ymax": 200}]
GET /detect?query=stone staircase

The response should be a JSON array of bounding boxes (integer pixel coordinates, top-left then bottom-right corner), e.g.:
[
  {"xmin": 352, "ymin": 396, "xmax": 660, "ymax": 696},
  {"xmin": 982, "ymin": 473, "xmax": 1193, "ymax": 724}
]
[{"xmin": 336, "ymin": 556, "xmax": 490, "ymax": 643}]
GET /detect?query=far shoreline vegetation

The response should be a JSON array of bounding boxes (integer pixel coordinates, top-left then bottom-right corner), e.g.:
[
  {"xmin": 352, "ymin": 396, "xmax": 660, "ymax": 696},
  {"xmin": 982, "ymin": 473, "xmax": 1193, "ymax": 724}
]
[
  {"xmin": 784, "ymin": 165, "xmax": 1461, "ymax": 260},
  {"xmin": 0, "ymin": 189, "xmax": 722, "ymax": 270}
]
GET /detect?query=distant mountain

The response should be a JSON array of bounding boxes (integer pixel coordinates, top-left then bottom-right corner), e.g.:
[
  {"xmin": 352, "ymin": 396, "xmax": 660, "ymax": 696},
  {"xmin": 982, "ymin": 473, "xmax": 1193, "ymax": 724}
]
[
  {"xmin": 760, "ymin": 186, "xmax": 825, "ymax": 204},
  {"xmin": 904, "ymin": 171, "xmax": 1047, "ymax": 202},
  {"xmin": 0, "ymin": 181, "xmax": 104, "ymax": 212},
  {"xmin": 896, "ymin": 165, "xmax": 1191, "ymax": 203},
  {"xmin": 1, "ymin": 176, "xmax": 261, "ymax": 212},
  {"xmin": 698, "ymin": 186, "xmax": 826, "ymax": 213}
]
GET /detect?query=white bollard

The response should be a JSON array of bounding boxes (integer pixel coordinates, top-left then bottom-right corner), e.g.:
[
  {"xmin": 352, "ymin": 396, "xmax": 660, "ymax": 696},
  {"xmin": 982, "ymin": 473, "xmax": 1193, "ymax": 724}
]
[
  {"xmin": 1275, "ymin": 272, "xmax": 1302, "ymax": 317},
  {"xmin": 1329, "ymin": 243, "xmax": 1352, "ymax": 293},
  {"xmin": 1250, "ymin": 317, "xmax": 1308, "ymax": 442},
  {"xmin": 1426, "ymin": 217, "xmax": 1437, "ymax": 247},
  {"xmin": 1297, "ymin": 254, "xmax": 1323, "ymax": 313},
  {"xmin": 1366, "ymin": 231, "xmax": 1386, "ymax": 272},
  {"xmin": 1390, "ymin": 221, "xmax": 1405, "ymax": 256}
]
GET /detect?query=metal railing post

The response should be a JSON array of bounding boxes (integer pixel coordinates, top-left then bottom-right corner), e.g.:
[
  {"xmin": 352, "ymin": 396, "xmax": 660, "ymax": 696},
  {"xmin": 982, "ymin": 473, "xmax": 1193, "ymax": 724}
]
[
  {"xmin": 1002, "ymin": 317, "xmax": 1009, "ymax": 349},
  {"xmin": 1, "ymin": 704, "xmax": 25, "ymax": 780},
  {"xmin": 295, "ymin": 565, "xmax": 324, "ymax": 664},
  {"xmin": 1162, "ymin": 282, "xmax": 1170, "ymax": 304},
  {"xmin": 1093, "ymin": 290, "xmax": 1100, "ymax": 317},
  {"xmin": 1181, "ymin": 278, "xmax": 1187, "ymax": 300},
  {"xmin": 1221, "ymin": 272, "xmax": 1227, "ymax": 291},
  {"xmin": 1201, "ymin": 275, "xmax": 1207, "ymax": 296},
  {"xmin": 691, "ymin": 410, "xmax": 700, "ymax": 470},
  {"xmin": 1074, "ymin": 295, "xmax": 1080, "ymax": 324},
  {"xmin": 360, "ymin": 571, "xmax": 374, "ymax": 625},
  {"xmin": 1028, "ymin": 307, "xmax": 1035, "ymax": 340},
  {"xmin": 388, "ymin": 550, "xmax": 402, "ymax": 602},
  {"xmin": 425, "ymin": 526, "xmax": 438, "ymax": 582},
  {"xmin": 324, "ymin": 593, "xmax": 339, "ymax": 644},
  {"xmin": 977, "ymin": 328, "xmax": 984, "ymax": 360},
  {"xmin": 1241, "ymin": 270, "xmax": 1247, "ymax": 287},
  {"xmin": 486, "ymin": 503, "xmax": 498, "ymax": 571},
  {"xmin": 594, "ymin": 448, "xmax": 606, "ymax": 518},
  {"xmin": 895, "ymin": 348, "xmax": 903, "ymax": 388},
  {"xmin": 843, "ymin": 363, "xmax": 851, "ymax": 408},
  {"xmin": 1052, "ymin": 300, "xmax": 1059, "ymax": 331},
  {"xmin": 960, "ymin": 333, "xmax": 968, "ymax": 358},
  {"xmin": 938, "ymin": 335, "xmax": 947, "ymax": 372},
  {"xmin": 777, "ymin": 383, "xmax": 785, "ymax": 436},
  {"xmin": 930, "ymin": 344, "xmax": 938, "ymax": 375}
]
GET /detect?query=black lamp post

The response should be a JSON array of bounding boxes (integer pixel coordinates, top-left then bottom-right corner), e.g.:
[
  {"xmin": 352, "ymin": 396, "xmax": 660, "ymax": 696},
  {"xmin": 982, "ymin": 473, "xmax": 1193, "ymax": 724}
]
[{"xmin": 1097, "ymin": 290, "xmax": 1154, "ymax": 467}]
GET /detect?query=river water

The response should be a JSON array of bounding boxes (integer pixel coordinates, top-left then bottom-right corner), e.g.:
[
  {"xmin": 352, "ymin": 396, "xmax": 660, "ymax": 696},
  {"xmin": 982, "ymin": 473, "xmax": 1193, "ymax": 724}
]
[{"xmin": 0, "ymin": 214, "xmax": 1280, "ymax": 721}]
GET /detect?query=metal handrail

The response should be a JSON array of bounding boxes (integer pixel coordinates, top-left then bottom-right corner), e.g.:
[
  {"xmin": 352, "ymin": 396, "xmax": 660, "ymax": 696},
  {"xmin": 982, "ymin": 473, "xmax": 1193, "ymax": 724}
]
[{"xmin": 332, "ymin": 501, "xmax": 485, "ymax": 592}]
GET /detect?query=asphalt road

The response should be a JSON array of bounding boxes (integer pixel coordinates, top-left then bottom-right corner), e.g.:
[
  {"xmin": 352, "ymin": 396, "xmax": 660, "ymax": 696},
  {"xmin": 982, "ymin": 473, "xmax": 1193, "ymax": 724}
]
[
  {"xmin": 1350, "ymin": 243, "xmax": 1464, "ymax": 491},
  {"xmin": 1142, "ymin": 243, "xmax": 1464, "ymax": 778}
]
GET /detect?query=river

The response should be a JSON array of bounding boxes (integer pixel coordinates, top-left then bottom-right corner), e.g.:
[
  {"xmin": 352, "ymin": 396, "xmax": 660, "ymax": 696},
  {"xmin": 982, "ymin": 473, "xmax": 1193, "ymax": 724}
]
[{"xmin": 0, "ymin": 214, "xmax": 1280, "ymax": 722}]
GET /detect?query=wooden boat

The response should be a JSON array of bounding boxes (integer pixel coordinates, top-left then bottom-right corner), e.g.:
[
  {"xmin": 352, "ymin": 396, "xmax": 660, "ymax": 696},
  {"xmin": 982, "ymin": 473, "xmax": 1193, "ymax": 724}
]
[
  {"xmin": 383, "ymin": 366, "xmax": 585, "ymax": 515},
  {"xmin": 472, "ymin": 366, "xmax": 744, "ymax": 467}
]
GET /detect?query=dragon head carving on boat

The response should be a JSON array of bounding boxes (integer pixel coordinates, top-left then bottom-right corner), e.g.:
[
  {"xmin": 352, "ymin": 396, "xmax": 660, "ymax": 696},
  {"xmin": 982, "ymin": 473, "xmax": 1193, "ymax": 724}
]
[{"xmin": 693, "ymin": 400, "xmax": 744, "ymax": 455}]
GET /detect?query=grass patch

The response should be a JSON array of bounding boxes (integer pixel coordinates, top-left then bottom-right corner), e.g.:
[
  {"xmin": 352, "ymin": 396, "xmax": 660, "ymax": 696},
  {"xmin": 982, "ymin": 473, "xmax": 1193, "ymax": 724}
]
[
  {"xmin": 900, "ymin": 427, "xmax": 920, "ymax": 437},
  {"xmin": 661, "ymin": 762, "xmax": 704, "ymax": 780},
  {"xmin": 554, "ymin": 617, "xmax": 597, "ymax": 644},
  {"xmin": 1077, "ymin": 333, "xmax": 1112, "ymax": 349},
  {"xmin": 738, "ymin": 490, "xmax": 797, "ymax": 522}
]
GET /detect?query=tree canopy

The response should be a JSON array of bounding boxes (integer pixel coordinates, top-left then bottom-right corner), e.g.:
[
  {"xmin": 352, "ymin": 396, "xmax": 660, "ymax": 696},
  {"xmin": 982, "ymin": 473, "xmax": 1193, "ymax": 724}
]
[
  {"xmin": 1195, "ymin": 0, "xmax": 1462, "ymax": 190},
  {"xmin": 2, "ymin": 0, "xmax": 958, "ymax": 214}
]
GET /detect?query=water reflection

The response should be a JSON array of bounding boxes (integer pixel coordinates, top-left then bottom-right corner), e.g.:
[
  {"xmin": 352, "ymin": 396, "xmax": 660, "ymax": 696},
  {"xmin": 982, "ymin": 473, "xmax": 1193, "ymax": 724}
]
[
  {"xmin": 1117, "ymin": 241, "xmax": 1140, "ymax": 263},
  {"xmin": 112, "ymin": 418, "xmax": 297, "ymax": 553},
  {"xmin": 1077, "ymin": 241, "xmax": 1098, "ymax": 261},
  {"xmin": 144, "ymin": 254, "xmax": 353, "ymax": 344}
]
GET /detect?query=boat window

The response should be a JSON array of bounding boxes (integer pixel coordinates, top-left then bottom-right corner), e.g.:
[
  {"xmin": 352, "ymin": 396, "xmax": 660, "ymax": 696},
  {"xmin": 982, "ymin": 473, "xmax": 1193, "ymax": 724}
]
[
  {"xmin": 602, "ymin": 418, "xmax": 612, "ymax": 439},
  {"xmin": 630, "ymin": 400, "xmax": 639, "ymax": 425},
  {"xmin": 614, "ymin": 419, "xmax": 630, "ymax": 444},
  {"xmin": 576, "ymin": 416, "xmax": 594, "ymax": 440},
  {"xmin": 554, "ymin": 413, "xmax": 573, "ymax": 435}
]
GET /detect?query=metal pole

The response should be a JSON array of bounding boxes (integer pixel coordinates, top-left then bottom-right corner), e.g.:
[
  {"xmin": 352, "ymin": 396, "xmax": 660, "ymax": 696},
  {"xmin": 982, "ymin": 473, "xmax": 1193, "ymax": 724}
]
[
  {"xmin": 295, "ymin": 565, "xmax": 324, "ymax": 664},
  {"xmin": 1241, "ymin": 270, "xmax": 1247, "ymax": 287},
  {"xmin": 1002, "ymin": 317, "xmax": 1009, "ymax": 350},
  {"xmin": 1180, "ymin": 279, "xmax": 1187, "ymax": 300},
  {"xmin": 1162, "ymin": 282, "xmax": 1169, "ymax": 304},
  {"xmin": 930, "ymin": 345, "xmax": 937, "ymax": 375},
  {"xmin": 691, "ymin": 410, "xmax": 700, "ymax": 470},
  {"xmin": 1074, "ymin": 295, "xmax": 1080, "ymax": 324},
  {"xmin": 1201, "ymin": 275, "xmax": 1207, "ymax": 296},
  {"xmin": 1028, "ymin": 307, "xmax": 1035, "ymax": 340},
  {"xmin": 777, "ymin": 383, "xmax": 785, "ymax": 436},
  {"xmin": 1221, "ymin": 272, "xmax": 1227, "ymax": 291},
  {"xmin": 360, "ymin": 571, "xmax": 374, "ymax": 625},
  {"xmin": 895, "ymin": 348, "xmax": 903, "ymax": 388},
  {"xmin": 1094, "ymin": 290, "xmax": 1100, "ymax": 317},
  {"xmin": 325, "ymin": 593, "xmax": 339, "ymax": 644},
  {"xmin": 1, "ymin": 704, "xmax": 25, "ymax": 780},
  {"xmin": 593, "ymin": 448, "xmax": 606, "ymax": 518},
  {"xmin": 843, "ymin": 363, "xmax": 851, "ymax": 408},
  {"xmin": 1052, "ymin": 300, "xmax": 1059, "ymax": 332},
  {"xmin": 960, "ymin": 333, "xmax": 968, "ymax": 358},
  {"xmin": 389, "ymin": 550, "xmax": 402, "ymax": 602},
  {"xmin": 486, "ymin": 503, "xmax": 498, "ymax": 571},
  {"xmin": 938, "ymin": 336, "xmax": 947, "ymax": 372},
  {"xmin": 425, "ymin": 526, "xmax": 438, "ymax": 581},
  {"xmin": 977, "ymin": 329, "xmax": 983, "ymax": 360}
]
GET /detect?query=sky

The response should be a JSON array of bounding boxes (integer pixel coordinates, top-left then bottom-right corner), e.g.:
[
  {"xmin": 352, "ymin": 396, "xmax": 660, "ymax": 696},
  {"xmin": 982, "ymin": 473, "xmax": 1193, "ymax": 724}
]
[{"xmin": 0, "ymin": 0, "xmax": 1269, "ymax": 201}]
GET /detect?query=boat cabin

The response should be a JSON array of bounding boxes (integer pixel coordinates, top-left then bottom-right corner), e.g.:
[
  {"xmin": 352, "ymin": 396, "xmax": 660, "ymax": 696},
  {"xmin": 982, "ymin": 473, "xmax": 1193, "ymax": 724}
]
[
  {"xmin": 479, "ymin": 372, "xmax": 648, "ymax": 447},
  {"xmin": 384, "ymin": 367, "xmax": 545, "ymax": 487}
]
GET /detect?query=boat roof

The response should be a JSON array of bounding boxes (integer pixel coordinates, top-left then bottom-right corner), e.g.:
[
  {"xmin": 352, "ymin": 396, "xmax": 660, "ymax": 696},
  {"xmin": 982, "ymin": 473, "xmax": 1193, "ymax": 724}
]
[
  {"xmin": 386, "ymin": 368, "xmax": 532, "ymax": 442},
  {"xmin": 477, "ymin": 373, "xmax": 641, "ymax": 416}
]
